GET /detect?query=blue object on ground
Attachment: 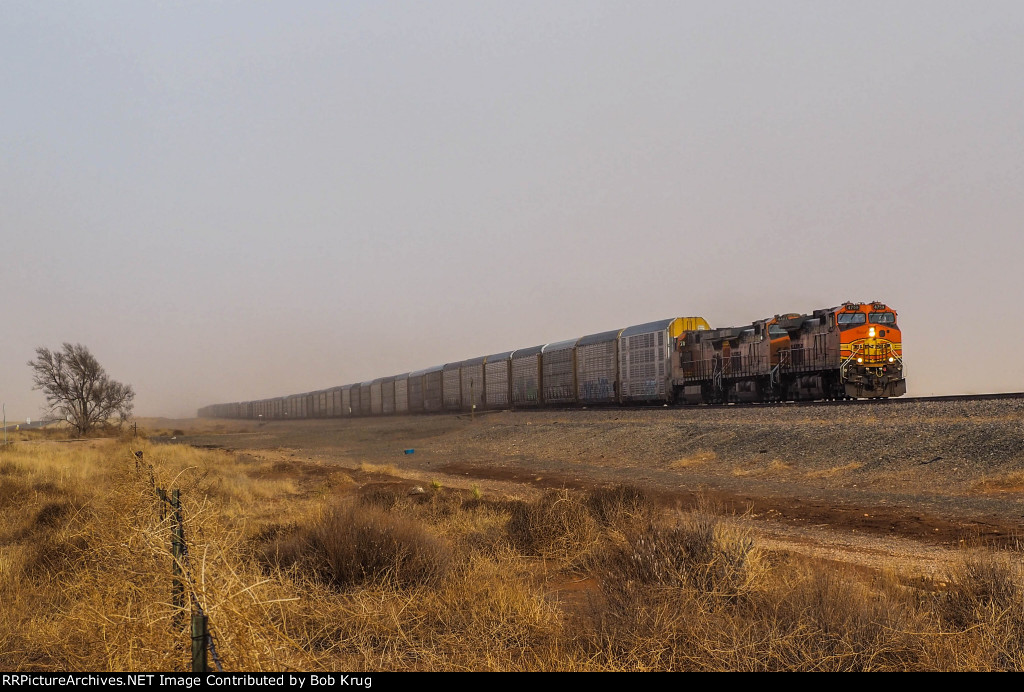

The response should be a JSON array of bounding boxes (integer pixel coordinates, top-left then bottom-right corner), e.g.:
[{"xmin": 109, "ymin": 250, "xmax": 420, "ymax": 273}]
[{"xmin": 404, "ymin": 449, "xmax": 415, "ymax": 455}]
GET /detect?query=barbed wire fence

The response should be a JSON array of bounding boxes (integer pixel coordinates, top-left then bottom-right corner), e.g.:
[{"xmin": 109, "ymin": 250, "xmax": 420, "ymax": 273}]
[{"xmin": 134, "ymin": 450, "xmax": 225, "ymax": 673}]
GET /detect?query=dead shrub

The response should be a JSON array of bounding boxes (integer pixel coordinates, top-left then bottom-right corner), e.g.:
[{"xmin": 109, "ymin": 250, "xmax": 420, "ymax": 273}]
[
  {"xmin": 33, "ymin": 501, "xmax": 77, "ymax": 529},
  {"xmin": 768, "ymin": 565, "xmax": 926, "ymax": 671},
  {"xmin": 418, "ymin": 489, "xmax": 465, "ymax": 520},
  {"xmin": 595, "ymin": 505, "xmax": 758, "ymax": 607},
  {"xmin": 0, "ymin": 482, "xmax": 24, "ymax": 510},
  {"xmin": 586, "ymin": 522, "xmax": 937, "ymax": 671},
  {"xmin": 507, "ymin": 490, "xmax": 599, "ymax": 564},
  {"xmin": 15, "ymin": 499, "xmax": 89, "ymax": 542},
  {"xmin": 938, "ymin": 549, "xmax": 1024, "ymax": 669},
  {"xmin": 252, "ymin": 523, "xmax": 308, "ymax": 573},
  {"xmin": 358, "ymin": 484, "xmax": 407, "ymax": 511},
  {"xmin": 941, "ymin": 550, "xmax": 1024, "ymax": 627},
  {"xmin": 24, "ymin": 533, "xmax": 91, "ymax": 577},
  {"xmin": 586, "ymin": 484, "xmax": 655, "ymax": 530},
  {"xmin": 317, "ymin": 503, "xmax": 452, "ymax": 589},
  {"xmin": 580, "ymin": 504, "xmax": 762, "ymax": 671},
  {"xmin": 423, "ymin": 554, "xmax": 564, "ymax": 666},
  {"xmin": 0, "ymin": 459, "xmax": 24, "ymax": 476},
  {"xmin": 263, "ymin": 501, "xmax": 452, "ymax": 590},
  {"xmin": 463, "ymin": 522, "xmax": 514, "ymax": 557}
]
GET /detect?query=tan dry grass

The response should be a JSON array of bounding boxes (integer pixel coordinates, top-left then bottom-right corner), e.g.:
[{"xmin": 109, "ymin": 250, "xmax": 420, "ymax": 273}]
[
  {"xmin": 5, "ymin": 438, "xmax": 1024, "ymax": 671},
  {"xmin": 731, "ymin": 459, "xmax": 792, "ymax": 477},
  {"xmin": 671, "ymin": 450, "xmax": 718, "ymax": 468},
  {"xmin": 0, "ymin": 439, "xmax": 572, "ymax": 670},
  {"xmin": 134, "ymin": 417, "xmax": 257, "ymax": 437},
  {"xmin": 805, "ymin": 462, "xmax": 864, "ymax": 478},
  {"xmin": 0, "ymin": 440, "xmax": 179, "ymax": 669},
  {"xmin": 357, "ymin": 461, "xmax": 398, "ymax": 476},
  {"xmin": 972, "ymin": 471, "xmax": 1024, "ymax": 493}
]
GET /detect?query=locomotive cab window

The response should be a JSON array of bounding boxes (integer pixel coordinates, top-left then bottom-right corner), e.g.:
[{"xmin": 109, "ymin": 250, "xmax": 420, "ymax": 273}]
[
  {"xmin": 868, "ymin": 312, "xmax": 896, "ymax": 325},
  {"xmin": 836, "ymin": 312, "xmax": 866, "ymax": 326}
]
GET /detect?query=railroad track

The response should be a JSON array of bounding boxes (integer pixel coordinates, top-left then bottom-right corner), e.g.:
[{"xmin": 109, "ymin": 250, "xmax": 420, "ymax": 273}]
[
  {"xmin": 200, "ymin": 391, "xmax": 1024, "ymax": 423},
  {"xmin": 473, "ymin": 391, "xmax": 1024, "ymax": 415},
  {"xmin": 881, "ymin": 391, "xmax": 1024, "ymax": 403}
]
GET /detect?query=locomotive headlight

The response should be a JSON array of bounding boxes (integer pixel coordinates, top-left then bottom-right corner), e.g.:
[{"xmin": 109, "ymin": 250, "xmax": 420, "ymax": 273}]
[
  {"xmin": 857, "ymin": 357, "xmax": 863, "ymax": 363},
  {"xmin": 868, "ymin": 327, "xmax": 876, "ymax": 337},
  {"xmin": 888, "ymin": 357, "xmax": 894, "ymax": 362}
]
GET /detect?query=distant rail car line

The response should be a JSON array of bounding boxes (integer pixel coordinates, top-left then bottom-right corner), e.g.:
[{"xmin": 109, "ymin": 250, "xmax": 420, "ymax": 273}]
[{"xmin": 200, "ymin": 301, "xmax": 908, "ymax": 420}]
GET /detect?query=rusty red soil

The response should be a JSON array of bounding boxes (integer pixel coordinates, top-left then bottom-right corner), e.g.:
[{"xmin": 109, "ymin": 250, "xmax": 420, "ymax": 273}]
[{"xmin": 439, "ymin": 461, "xmax": 1024, "ymax": 548}]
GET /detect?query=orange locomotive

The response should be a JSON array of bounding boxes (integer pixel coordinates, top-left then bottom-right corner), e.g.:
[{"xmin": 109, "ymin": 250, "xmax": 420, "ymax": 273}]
[{"xmin": 673, "ymin": 301, "xmax": 905, "ymax": 403}]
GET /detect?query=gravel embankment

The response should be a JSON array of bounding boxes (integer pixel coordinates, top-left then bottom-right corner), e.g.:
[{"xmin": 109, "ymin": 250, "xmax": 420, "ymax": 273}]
[{"xmin": 173, "ymin": 399, "xmax": 1024, "ymax": 520}]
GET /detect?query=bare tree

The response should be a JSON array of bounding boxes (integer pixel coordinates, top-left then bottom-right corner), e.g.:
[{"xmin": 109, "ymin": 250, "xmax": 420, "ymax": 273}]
[{"xmin": 28, "ymin": 343, "xmax": 135, "ymax": 436}]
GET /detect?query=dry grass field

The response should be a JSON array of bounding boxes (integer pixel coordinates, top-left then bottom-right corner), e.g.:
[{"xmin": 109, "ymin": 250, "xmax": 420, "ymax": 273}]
[{"xmin": 3, "ymin": 400, "xmax": 1024, "ymax": 671}]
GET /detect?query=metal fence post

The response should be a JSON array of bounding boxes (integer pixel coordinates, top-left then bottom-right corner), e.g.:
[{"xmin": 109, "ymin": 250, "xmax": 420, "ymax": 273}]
[
  {"xmin": 171, "ymin": 489, "xmax": 185, "ymax": 623},
  {"xmin": 191, "ymin": 614, "xmax": 209, "ymax": 672}
]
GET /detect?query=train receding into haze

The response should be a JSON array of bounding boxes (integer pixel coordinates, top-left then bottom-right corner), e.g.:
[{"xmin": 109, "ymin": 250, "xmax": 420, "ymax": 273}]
[{"xmin": 198, "ymin": 301, "xmax": 905, "ymax": 420}]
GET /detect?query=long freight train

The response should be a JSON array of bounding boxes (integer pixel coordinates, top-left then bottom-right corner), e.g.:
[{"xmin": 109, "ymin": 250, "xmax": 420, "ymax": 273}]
[{"xmin": 198, "ymin": 301, "xmax": 905, "ymax": 420}]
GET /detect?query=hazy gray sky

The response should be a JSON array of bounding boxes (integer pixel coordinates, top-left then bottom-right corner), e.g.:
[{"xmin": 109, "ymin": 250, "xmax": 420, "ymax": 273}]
[{"xmin": 2, "ymin": 1, "xmax": 1022, "ymax": 419}]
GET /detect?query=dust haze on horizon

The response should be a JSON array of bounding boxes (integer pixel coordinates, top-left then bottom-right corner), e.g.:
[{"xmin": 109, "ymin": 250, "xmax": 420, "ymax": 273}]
[{"xmin": 2, "ymin": 2, "xmax": 1022, "ymax": 420}]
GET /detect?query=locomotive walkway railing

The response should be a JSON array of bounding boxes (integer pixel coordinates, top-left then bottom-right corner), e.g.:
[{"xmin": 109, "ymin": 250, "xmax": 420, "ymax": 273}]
[{"xmin": 682, "ymin": 348, "xmax": 847, "ymax": 384}]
